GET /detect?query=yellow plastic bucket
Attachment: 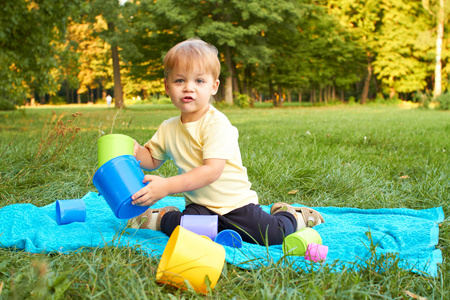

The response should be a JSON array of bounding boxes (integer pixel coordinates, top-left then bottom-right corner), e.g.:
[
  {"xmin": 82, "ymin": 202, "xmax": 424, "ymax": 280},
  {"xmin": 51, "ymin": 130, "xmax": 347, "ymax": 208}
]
[
  {"xmin": 283, "ymin": 227, "xmax": 322, "ymax": 256},
  {"xmin": 97, "ymin": 134, "xmax": 134, "ymax": 168},
  {"xmin": 156, "ymin": 226, "xmax": 226, "ymax": 294}
]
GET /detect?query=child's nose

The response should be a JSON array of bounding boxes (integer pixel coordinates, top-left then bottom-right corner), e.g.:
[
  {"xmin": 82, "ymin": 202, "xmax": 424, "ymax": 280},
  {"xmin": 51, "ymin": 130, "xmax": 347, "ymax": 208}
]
[{"xmin": 183, "ymin": 81, "xmax": 194, "ymax": 91}]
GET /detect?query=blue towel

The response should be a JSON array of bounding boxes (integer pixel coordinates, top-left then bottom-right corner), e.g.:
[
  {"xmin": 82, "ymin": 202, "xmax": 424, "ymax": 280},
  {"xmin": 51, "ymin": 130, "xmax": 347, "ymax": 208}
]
[{"xmin": 0, "ymin": 192, "xmax": 443, "ymax": 277}]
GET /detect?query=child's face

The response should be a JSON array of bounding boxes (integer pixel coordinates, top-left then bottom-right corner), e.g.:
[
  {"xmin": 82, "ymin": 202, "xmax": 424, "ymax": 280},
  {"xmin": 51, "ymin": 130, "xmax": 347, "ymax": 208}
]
[{"xmin": 165, "ymin": 65, "xmax": 220, "ymax": 123}]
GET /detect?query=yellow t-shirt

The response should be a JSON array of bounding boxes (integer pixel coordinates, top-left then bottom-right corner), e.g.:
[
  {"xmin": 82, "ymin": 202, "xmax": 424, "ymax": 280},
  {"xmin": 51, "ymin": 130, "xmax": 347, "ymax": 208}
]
[{"xmin": 145, "ymin": 105, "xmax": 259, "ymax": 215}]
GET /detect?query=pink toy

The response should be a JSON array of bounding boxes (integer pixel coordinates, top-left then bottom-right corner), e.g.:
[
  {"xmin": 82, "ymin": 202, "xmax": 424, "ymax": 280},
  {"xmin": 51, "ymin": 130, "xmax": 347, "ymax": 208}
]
[{"xmin": 305, "ymin": 243, "xmax": 328, "ymax": 262}]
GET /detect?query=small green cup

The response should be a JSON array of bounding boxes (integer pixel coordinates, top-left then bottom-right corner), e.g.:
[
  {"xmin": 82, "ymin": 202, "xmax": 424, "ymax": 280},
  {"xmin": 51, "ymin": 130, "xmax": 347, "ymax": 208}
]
[
  {"xmin": 97, "ymin": 134, "xmax": 134, "ymax": 168},
  {"xmin": 282, "ymin": 227, "xmax": 322, "ymax": 256}
]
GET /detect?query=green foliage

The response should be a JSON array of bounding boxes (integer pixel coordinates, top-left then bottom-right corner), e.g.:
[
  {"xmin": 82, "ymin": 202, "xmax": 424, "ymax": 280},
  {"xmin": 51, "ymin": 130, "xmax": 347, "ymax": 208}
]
[
  {"xmin": 0, "ymin": 97, "xmax": 17, "ymax": 111},
  {"xmin": 435, "ymin": 92, "xmax": 450, "ymax": 110},
  {"xmin": 372, "ymin": 0, "xmax": 433, "ymax": 94},
  {"xmin": 413, "ymin": 90, "xmax": 432, "ymax": 108},
  {"xmin": 234, "ymin": 93, "xmax": 251, "ymax": 108},
  {"xmin": 49, "ymin": 96, "xmax": 66, "ymax": 105},
  {"xmin": 375, "ymin": 92, "xmax": 385, "ymax": 102},
  {"xmin": 213, "ymin": 100, "xmax": 234, "ymax": 110},
  {"xmin": 0, "ymin": 0, "xmax": 82, "ymax": 100},
  {"xmin": 156, "ymin": 97, "xmax": 172, "ymax": 105},
  {"xmin": 1, "ymin": 0, "xmax": 442, "ymax": 107},
  {"xmin": 348, "ymin": 96, "xmax": 357, "ymax": 105}
]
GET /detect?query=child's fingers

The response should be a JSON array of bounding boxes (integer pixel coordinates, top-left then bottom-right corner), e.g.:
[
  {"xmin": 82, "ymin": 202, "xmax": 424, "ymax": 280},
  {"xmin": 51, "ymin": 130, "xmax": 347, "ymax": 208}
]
[
  {"xmin": 131, "ymin": 187, "xmax": 147, "ymax": 203},
  {"xmin": 142, "ymin": 174, "xmax": 159, "ymax": 183},
  {"xmin": 139, "ymin": 198, "xmax": 159, "ymax": 207}
]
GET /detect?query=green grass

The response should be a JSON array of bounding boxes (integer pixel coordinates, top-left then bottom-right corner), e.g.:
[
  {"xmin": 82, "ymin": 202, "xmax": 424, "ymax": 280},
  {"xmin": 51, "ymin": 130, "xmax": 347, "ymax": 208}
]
[{"xmin": 0, "ymin": 104, "xmax": 448, "ymax": 299}]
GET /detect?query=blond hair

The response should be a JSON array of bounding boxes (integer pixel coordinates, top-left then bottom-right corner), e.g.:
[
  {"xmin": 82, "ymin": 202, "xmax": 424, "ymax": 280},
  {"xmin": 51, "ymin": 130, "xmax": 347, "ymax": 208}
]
[{"xmin": 163, "ymin": 38, "xmax": 221, "ymax": 80}]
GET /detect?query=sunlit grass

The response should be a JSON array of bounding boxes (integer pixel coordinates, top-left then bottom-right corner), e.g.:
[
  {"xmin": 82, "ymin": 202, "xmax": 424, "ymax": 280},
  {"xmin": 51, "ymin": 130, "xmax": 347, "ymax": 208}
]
[{"xmin": 0, "ymin": 104, "xmax": 448, "ymax": 298}]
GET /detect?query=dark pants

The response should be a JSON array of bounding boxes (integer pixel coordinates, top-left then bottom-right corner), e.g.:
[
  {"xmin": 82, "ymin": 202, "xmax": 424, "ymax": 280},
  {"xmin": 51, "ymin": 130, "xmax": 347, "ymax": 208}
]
[{"xmin": 160, "ymin": 203, "xmax": 297, "ymax": 245}]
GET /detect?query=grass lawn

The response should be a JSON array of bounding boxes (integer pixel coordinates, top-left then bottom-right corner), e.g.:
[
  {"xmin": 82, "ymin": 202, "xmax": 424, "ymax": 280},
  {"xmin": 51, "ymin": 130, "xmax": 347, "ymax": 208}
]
[{"xmin": 0, "ymin": 104, "xmax": 448, "ymax": 299}]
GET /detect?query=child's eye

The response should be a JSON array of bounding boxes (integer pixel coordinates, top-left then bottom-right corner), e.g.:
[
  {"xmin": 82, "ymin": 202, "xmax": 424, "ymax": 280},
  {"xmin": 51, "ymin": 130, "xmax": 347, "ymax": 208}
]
[
  {"xmin": 196, "ymin": 79, "xmax": 205, "ymax": 83},
  {"xmin": 174, "ymin": 79, "xmax": 184, "ymax": 83}
]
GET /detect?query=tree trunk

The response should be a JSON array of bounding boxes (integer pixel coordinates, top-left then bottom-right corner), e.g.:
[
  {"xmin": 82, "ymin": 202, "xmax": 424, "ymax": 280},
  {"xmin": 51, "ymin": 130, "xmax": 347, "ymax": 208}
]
[
  {"xmin": 65, "ymin": 81, "xmax": 70, "ymax": 103},
  {"xmin": 274, "ymin": 88, "xmax": 283, "ymax": 107},
  {"xmin": 311, "ymin": 88, "xmax": 316, "ymax": 105},
  {"xmin": 244, "ymin": 66, "xmax": 255, "ymax": 107},
  {"xmin": 224, "ymin": 45, "xmax": 234, "ymax": 104},
  {"xmin": 108, "ymin": 22, "xmax": 124, "ymax": 108},
  {"xmin": 298, "ymin": 92, "xmax": 302, "ymax": 102},
  {"xmin": 389, "ymin": 87, "xmax": 396, "ymax": 99},
  {"xmin": 111, "ymin": 45, "xmax": 124, "ymax": 108},
  {"xmin": 434, "ymin": 0, "xmax": 444, "ymax": 98},
  {"xmin": 97, "ymin": 84, "xmax": 100, "ymax": 102},
  {"xmin": 89, "ymin": 87, "xmax": 94, "ymax": 103},
  {"xmin": 269, "ymin": 80, "xmax": 275, "ymax": 105},
  {"xmin": 232, "ymin": 61, "xmax": 240, "ymax": 94},
  {"xmin": 242, "ymin": 67, "xmax": 248, "ymax": 96},
  {"xmin": 361, "ymin": 53, "xmax": 372, "ymax": 104}
]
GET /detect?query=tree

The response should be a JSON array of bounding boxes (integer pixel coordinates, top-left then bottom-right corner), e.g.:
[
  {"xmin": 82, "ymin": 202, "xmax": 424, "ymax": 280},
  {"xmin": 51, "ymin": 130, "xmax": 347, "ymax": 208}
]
[
  {"xmin": 260, "ymin": 2, "xmax": 365, "ymax": 106},
  {"xmin": 423, "ymin": 0, "xmax": 450, "ymax": 98},
  {"xmin": 132, "ymin": 0, "xmax": 304, "ymax": 104},
  {"xmin": 67, "ymin": 17, "xmax": 113, "ymax": 103},
  {"xmin": 0, "ymin": 0, "xmax": 81, "ymax": 105},
  {"xmin": 373, "ymin": 0, "xmax": 433, "ymax": 98},
  {"xmin": 84, "ymin": 0, "xmax": 132, "ymax": 108},
  {"xmin": 117, "ymin": 0, "xmax": 178, "ymax": 98},
  {"xmin": 104, "ymin": 0, "xmax": 367, "ymax": 107},
  {"xmin": 327, "ymin": 0, "xmax": 382, "ymax": 104}
]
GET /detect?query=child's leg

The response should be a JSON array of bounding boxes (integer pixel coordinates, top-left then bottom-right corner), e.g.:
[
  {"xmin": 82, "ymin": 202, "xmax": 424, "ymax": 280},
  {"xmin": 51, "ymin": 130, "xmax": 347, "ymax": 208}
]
[
  {"xmin": 128, "ymin": 206, "xmax": 180, "ymax": 231},
  {"xmin": 271, "ymin": 202, "xmax": 325, "ymax": 229},
  {"xmin": 220, "ymin": 204, "xmax": 297, "ymax": 245}
]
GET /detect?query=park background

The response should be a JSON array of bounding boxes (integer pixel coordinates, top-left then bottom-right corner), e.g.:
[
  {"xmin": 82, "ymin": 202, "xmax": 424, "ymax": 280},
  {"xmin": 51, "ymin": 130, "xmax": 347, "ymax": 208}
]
[
  {"xmin": 0, "ymin": 0, "xmax": 449, "ymax": 299},
  {"xmin": 1, "ymin": 0, "xmax": 450, "ymax": 110}
]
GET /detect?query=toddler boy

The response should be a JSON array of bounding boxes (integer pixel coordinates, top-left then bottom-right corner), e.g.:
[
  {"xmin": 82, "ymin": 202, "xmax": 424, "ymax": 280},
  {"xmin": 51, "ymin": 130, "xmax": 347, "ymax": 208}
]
[{"xmin": 129, "ymin": 38, "xmax": 324, "ymax": 245}]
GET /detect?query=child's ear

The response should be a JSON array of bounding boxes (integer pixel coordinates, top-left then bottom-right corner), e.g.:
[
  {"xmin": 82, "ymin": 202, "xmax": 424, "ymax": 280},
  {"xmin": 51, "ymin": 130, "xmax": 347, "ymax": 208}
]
[
  {"xmin": 211, "ymin": 79, "xmax": 220, "ymax": 95},
  {"xmin": 164, "ymin": 79, "xmax": 170, "ymax": 95}
]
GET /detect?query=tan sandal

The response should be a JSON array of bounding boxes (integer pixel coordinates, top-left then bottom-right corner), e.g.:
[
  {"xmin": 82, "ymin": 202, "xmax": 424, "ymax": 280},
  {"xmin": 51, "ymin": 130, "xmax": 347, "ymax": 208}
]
[
  {"xmin": 128, "ymin": 206, "xmax": 180, "ymax": 231},
  {"xmin": 271, "ymin": 202, "xmax": 325, "ymax": 228}
]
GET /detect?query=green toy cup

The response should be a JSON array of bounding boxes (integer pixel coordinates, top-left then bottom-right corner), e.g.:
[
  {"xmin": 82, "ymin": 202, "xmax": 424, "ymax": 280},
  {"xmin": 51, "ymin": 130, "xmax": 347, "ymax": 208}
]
[
  {"xmin": 97, "ymin": 134, "xmax": 134, "ymax": 168},
  {"xmin": 282, "ymin": 228, "xmax": 322, "ymax": 256}
]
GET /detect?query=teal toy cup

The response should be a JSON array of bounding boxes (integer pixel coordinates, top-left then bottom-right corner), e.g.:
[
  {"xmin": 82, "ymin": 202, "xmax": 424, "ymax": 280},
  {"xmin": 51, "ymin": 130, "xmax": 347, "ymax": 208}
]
[{"xmin": 56, "ymin": 199, "xmax": 86, "ymax": 225}]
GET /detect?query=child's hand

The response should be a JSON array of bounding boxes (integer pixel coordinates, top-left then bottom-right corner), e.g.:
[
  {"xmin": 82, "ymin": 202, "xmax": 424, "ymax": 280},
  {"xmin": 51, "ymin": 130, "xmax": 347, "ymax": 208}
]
[{"xmin": 131, "ymin": 175, "xmax": 169, "ymax": 207}]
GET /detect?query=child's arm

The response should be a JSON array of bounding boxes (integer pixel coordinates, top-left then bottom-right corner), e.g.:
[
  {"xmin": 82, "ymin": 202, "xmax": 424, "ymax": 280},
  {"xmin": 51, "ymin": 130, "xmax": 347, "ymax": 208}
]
[
  {"xmin": 131, "ymin": 158, "xmax": 226, "ymax": 207},
  {"xmin": 134, "ymin": 140, "xmax": 164, "ymax": 171}
]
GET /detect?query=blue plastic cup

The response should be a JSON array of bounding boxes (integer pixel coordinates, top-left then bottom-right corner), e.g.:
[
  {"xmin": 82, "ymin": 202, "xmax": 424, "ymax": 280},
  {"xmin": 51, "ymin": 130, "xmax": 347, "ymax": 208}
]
[
  {"xmin": 56, "ymin": 199, "xmax": 86, "ymax": 225},
  {"xmin": 180, "ymin": 215, "xmax": 218, "ymax": 240},
  {"xmin": 214, "ymin": 229, "xmax": 243, "ymax": 248},
  {"xmin": 93, "ymin": 155, "xmax": 149, "ymax": 219}
]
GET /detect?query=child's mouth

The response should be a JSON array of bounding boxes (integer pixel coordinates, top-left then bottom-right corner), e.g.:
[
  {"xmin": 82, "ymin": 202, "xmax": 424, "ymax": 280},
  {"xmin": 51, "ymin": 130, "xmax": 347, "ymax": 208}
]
[{"xmin": 182, "ymin": 96, "xmax": 194, "ymax": 103}]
